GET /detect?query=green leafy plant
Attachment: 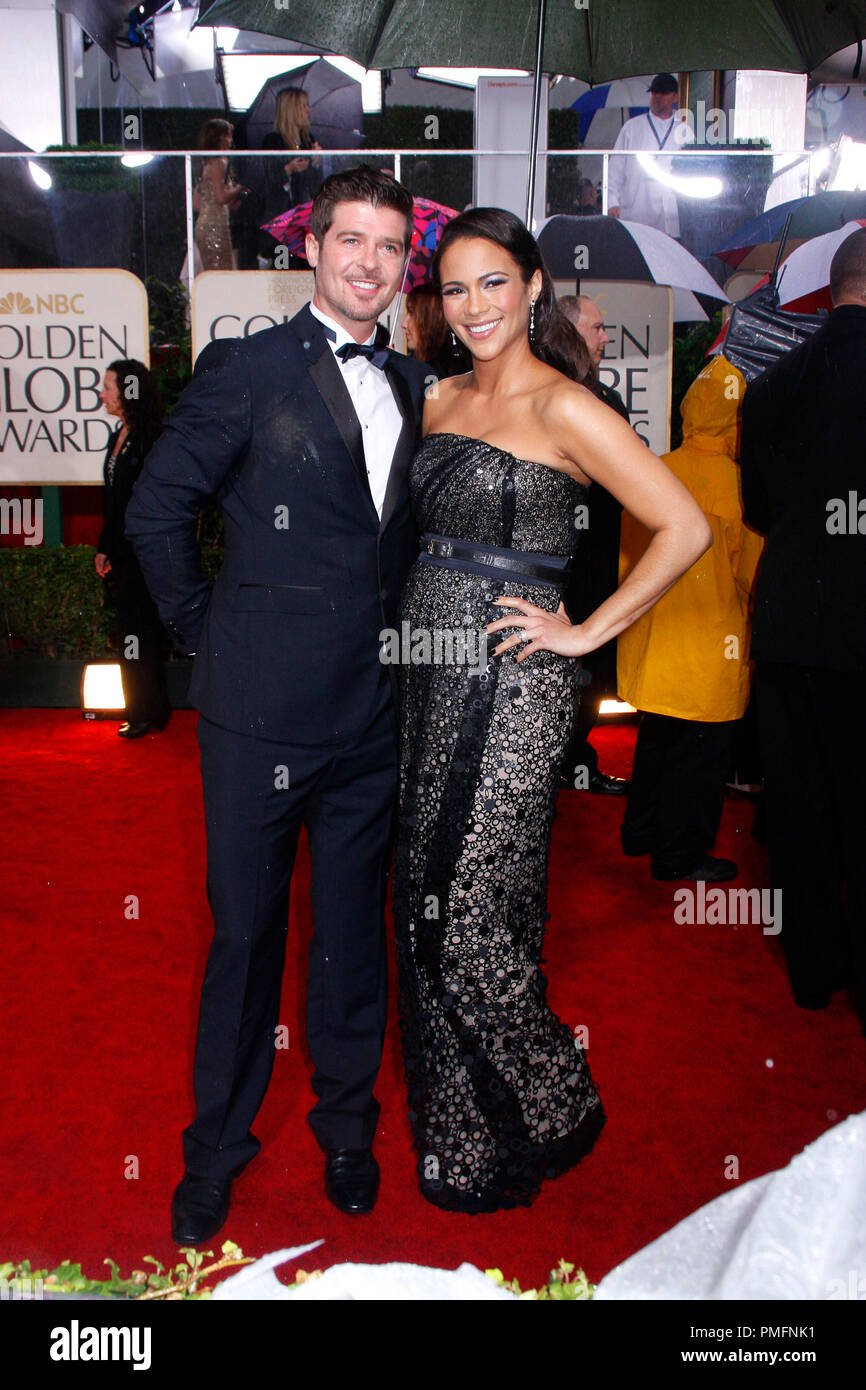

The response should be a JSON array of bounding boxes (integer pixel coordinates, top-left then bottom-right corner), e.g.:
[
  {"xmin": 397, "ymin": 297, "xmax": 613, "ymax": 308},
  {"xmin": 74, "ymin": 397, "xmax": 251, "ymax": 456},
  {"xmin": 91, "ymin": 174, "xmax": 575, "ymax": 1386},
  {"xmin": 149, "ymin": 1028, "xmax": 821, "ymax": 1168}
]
[
  {"xmin": 485, "ymin": 1259, "xmax": 595, "ymax": 1300},
  {"xmin": 0, "ymin": 1243, "xmax": 254, "ymax": 1300}
]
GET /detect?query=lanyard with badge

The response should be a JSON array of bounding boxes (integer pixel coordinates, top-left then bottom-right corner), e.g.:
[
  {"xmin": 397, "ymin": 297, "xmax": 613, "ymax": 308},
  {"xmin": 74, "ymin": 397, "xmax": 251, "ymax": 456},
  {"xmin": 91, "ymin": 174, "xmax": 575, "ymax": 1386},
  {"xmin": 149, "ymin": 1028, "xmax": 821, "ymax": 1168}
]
[{"xmin": 645, "ymin": 112, "xmax": 675, "ymax": 151}]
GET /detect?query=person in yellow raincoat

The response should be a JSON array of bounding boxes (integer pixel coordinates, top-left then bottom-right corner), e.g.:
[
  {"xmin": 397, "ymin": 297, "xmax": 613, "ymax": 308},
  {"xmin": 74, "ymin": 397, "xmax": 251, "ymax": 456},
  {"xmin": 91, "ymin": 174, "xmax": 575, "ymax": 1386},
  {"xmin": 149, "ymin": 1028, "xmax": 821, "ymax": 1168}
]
[{"xmin": 617, "ymin": 354, "xmax": 764, "ymax": 882}]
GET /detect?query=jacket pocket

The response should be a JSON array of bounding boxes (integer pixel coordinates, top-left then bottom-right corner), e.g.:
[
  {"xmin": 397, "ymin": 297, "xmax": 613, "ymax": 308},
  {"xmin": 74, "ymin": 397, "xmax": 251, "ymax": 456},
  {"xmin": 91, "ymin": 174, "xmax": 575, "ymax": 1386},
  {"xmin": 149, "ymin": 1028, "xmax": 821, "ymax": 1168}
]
[{"xmin": 229, "ymin": 582, "xmax": 331, "ymax": 614}]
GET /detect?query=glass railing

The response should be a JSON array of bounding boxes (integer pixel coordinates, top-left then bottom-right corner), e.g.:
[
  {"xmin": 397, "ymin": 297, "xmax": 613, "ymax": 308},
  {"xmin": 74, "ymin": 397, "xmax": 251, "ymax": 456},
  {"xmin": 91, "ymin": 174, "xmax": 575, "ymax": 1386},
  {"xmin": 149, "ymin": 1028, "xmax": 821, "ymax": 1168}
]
[{"xmin": 0, "ymin": 146, "xmax": 818, "ymax": 281}]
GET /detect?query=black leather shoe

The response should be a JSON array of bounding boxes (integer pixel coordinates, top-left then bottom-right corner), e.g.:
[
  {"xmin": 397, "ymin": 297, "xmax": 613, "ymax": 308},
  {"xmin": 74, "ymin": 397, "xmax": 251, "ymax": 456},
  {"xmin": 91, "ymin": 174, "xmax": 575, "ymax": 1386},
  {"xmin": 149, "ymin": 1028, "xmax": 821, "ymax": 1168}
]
[
  {"xmin": 171, "ymin": 1173, "xmax": 232, "ymax": 1244},
  {"xmin": 652, "ymin": 855, "xmax": 738, "ymax": 883},
  {"xmin": 588, "ymin": 771, "xmax": 630, "ymax": 795},
  {"xmin": 118, "ymin": 706, "xmax": 171, "ymax": 738},
  {"xmin": 324, "ymin": 1148, "xmax": 379, "ymax": 1214}
]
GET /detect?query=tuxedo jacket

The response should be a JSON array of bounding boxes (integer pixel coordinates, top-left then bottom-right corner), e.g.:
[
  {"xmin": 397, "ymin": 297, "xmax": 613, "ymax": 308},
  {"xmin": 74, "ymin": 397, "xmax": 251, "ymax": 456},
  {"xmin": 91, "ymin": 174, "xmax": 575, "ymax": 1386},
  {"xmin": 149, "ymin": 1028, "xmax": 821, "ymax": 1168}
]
[
  {"xmin": 125, "ymin": 304, "xmax": 429, "ymax": 741},
  {"xmin": 740, "ymin": 304, "xmax": 866, "ymax": 674}
]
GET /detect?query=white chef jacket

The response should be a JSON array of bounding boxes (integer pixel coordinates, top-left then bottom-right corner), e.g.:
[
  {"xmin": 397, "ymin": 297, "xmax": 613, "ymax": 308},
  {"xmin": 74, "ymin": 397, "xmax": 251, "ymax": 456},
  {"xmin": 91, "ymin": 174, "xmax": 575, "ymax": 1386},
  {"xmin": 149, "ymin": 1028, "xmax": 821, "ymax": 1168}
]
[
  {"xmin": 607, "ymin": 111, "xmax": 695, "ymax": 238},
  {"xmin": 309, "ymin": 301, "xmax": 403, "ymax": 519}
]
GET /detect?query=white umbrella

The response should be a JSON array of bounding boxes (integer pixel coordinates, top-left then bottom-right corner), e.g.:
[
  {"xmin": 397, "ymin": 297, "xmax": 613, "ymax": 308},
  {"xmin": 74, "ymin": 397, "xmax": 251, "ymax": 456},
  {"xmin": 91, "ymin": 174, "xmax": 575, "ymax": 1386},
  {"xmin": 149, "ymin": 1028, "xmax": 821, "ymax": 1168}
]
[
  {"xmin": 537, "ymin": 214, "xmax": 729, "ymax": 320},
  {"xmin": 776, "ymin": 219, "xmax": 866, "ymax": 311}
]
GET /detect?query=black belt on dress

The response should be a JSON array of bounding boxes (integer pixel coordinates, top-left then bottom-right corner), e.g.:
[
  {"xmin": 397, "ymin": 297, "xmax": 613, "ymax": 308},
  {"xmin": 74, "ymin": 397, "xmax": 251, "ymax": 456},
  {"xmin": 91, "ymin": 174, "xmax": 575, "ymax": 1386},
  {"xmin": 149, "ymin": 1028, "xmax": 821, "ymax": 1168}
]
[{"xmin": 420, "ymin": 533, "xmax": 571, "ymax": 590}]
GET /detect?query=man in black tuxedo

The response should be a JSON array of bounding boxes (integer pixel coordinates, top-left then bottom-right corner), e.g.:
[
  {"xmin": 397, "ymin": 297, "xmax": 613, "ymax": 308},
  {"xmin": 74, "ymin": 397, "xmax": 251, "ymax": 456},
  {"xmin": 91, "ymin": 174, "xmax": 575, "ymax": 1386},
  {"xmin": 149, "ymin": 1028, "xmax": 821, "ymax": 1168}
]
[
  {"xmin": 126, "ymin": 167, "xmax": 429, "ymax": 1240},
  {"xmin": 740, "ymin": 227, "xmax": 866, "ymax": 1023},
  {"xmin": 558, "ymin": 294, "xmax": 630, "ymax": 795}
]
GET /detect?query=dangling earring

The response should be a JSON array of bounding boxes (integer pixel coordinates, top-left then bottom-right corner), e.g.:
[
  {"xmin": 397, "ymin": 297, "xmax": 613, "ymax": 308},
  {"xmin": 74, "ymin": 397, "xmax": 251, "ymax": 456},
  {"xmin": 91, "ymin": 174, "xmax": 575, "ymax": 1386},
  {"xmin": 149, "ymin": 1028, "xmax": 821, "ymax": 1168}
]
[
  {"xmin": 529, "ymin": 299, "xmax": 536, "ymax": 342},
  {"xmin": 451, "ymin": 329, "xmax": 462, "ymax": 358}
]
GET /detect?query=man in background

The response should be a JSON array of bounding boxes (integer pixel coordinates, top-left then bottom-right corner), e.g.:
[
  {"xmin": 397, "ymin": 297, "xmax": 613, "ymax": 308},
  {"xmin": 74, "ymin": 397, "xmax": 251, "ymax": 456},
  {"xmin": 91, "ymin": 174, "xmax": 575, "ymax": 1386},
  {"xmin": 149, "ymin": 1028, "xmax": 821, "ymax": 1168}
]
[
  {"xmin": 608, "ymin": 73, "xmax": 694, "ymax": 237},
  {"xmin": 558, "ymin": 294, "xmax": 629, "ymax": 795},
  {"xmin": 740, "ymin": 227, "xmax": 866, "ymax": 1022}
]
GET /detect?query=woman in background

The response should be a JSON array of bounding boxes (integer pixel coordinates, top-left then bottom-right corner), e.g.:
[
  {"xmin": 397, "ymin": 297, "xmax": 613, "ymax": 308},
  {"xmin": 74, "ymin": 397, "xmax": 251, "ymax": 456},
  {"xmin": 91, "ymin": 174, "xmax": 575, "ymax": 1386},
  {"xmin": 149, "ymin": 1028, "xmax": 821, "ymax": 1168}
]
[
  {"xmin": 94, "ymin": 360, "xmax": 169, "ymax": 739},
  {"xmin": 194, "ymin": 118, "xmax": 246, "ymax": 271},
  {"xmin": 262, "ymin": 88, "xmax": 323, "ymax": 265},
  {"xmin": 403, "ymin": 282, "xmax": 471, "ymax": 378}
]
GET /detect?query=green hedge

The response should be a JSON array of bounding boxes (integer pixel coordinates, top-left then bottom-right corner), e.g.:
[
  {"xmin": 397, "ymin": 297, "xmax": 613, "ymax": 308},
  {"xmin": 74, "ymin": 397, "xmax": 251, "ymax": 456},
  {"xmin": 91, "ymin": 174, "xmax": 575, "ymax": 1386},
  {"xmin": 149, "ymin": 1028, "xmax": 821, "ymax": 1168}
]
[
  {"xmin": 1, "ymin": 546, "xmax": 113, "ymax": 659},
  {"xmin": 1, "ymin": 543, "xmax": 223, "ymax": 660}
]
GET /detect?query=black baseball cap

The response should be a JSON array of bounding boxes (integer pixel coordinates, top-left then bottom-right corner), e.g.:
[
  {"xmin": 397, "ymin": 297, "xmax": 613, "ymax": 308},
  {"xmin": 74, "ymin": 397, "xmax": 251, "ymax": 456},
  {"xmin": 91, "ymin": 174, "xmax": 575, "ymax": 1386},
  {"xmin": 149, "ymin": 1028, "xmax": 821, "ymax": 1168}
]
[{"xmin": 648, "ymin": 73, "xmax": 679, "ymax": 93}]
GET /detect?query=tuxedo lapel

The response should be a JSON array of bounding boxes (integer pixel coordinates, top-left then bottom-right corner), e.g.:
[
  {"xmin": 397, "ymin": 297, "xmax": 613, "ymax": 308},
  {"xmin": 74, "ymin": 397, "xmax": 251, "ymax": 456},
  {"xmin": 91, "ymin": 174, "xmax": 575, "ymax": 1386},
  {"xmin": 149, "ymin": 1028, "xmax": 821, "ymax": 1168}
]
[
  {"xmin": 380, "ymin": 357, "xmax": 418, "ymax": 534},
  {"xmin": 288, "ymin": 304, "xmax": 417, "ymax": 533}
]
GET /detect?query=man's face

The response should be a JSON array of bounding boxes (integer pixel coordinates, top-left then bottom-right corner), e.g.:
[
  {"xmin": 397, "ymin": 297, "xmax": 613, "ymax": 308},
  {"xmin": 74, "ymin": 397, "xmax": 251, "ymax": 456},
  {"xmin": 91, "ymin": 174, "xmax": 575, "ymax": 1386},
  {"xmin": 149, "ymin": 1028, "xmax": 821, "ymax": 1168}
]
[
  {"xmin": 576, "ymin": 300, "xmax": 611, "ymax": 367},
  {"xmin": 305, "ymin": 200, "xmax": 409, "ymax": 339},
  {"xmin": 649, "ymin": 90, "xmax": 678, "ymax": 119}
]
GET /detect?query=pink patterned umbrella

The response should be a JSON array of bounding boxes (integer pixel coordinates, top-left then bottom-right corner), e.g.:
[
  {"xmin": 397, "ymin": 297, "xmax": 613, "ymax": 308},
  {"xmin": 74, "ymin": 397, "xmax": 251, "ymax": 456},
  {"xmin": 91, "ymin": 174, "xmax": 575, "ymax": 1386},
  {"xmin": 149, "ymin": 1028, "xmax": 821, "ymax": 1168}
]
[{"xmin": 262, "ymin": 196, "xmax": 459, "ymax": 290}]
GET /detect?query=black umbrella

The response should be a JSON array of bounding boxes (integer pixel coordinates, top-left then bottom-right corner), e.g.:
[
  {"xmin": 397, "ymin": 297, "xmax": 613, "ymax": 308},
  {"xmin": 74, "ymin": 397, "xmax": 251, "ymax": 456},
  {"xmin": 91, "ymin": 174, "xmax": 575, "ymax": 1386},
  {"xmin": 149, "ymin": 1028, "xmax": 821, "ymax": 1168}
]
[
  {"xmin": 233, "ymin": 59, "xmax": 363, "ymax": 152},
  {"xmin": 719, "ymin": 286, "xmax": 826, "ymax": 384}
]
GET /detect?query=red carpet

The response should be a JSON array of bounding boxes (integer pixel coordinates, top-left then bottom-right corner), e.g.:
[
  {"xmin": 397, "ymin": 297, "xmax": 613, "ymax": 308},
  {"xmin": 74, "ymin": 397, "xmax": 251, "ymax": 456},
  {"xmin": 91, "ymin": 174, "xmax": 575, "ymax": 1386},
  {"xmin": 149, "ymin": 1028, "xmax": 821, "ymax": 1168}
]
[{"xmin": 2, "ymin": 709, "xmax": 865, "ymax": 1290}]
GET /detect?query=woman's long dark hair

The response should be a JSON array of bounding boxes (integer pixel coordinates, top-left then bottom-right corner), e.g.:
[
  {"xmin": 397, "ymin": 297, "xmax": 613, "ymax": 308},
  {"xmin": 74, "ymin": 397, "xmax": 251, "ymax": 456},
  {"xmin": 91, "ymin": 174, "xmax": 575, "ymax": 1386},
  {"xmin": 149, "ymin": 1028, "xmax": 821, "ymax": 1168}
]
[
  {"xmin": 432, "ymin": 207, "xmax": 593, "ymax": 386},
  {"xmin": 108, "ymin": 359, "xmax": 163, "ymax": 443}
]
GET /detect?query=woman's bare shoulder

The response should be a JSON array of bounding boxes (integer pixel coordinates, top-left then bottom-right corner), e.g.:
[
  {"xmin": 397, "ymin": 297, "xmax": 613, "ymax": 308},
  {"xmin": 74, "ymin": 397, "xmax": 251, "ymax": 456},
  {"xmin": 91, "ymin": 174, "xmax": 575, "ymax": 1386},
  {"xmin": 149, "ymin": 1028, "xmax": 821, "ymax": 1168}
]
[
  {"xmin": 422, "ymin": 371, "xmax": 472, "ymax": 433},
  {"xmin": 543, "ymin": 373, "xmax": 624, "ymax": 434}
]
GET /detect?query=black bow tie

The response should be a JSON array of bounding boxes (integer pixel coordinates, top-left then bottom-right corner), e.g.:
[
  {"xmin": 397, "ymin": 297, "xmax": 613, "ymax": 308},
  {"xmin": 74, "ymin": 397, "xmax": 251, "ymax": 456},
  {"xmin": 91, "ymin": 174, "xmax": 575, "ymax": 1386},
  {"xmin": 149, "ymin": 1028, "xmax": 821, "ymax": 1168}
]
[{"xmin": 336, "ymin": 341, "xmax": 393, "ymax": 371}]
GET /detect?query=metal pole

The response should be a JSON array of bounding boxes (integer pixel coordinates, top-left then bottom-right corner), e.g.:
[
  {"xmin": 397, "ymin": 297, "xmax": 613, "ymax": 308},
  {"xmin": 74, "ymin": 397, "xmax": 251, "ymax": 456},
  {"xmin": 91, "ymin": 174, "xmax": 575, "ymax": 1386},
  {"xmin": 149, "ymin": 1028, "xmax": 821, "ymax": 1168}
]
[
  {"xmin": 524, "ymin": 0, "xmax": 547, "ymax": 227},
  {"xmin": 184, "ymin": 153, "xmax": 195, "ymax": 298}
]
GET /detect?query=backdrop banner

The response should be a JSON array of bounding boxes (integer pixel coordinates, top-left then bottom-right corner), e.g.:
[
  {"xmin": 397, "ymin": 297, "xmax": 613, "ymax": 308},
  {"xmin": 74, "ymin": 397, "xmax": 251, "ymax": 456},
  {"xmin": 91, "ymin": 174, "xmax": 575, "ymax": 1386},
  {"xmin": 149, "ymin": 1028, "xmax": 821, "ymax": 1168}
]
[
  {"xmin": 554, "ymin": 279, "xmax": 673, "ymax": 455},
  {"xmin": 0, "ymin": 270, "xmax": 149, "ymax": 484},
  {"xmin": 191, "ymin": 270, "xmax": 404, "ymax": 362}
]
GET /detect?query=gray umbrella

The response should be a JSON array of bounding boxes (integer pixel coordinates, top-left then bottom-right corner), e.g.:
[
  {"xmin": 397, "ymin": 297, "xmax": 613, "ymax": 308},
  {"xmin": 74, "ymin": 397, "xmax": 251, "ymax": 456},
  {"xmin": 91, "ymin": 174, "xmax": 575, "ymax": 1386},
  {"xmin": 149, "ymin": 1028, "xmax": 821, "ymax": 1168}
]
[{"xmin": 233, "ymin": 58, "xmax": 363, "ymax": 151}]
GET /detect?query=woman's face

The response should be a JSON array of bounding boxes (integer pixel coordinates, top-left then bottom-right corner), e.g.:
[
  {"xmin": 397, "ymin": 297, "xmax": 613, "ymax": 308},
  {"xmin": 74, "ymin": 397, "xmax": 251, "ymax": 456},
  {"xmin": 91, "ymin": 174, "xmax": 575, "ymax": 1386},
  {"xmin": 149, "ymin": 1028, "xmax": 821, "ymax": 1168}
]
[
  {"xmin": 438, "ymin": 237, "xmax": 541, "ymax": 364},
  {"xmin": 100, "ymin": 370, "xmax": 124, "ymax": 421},
  {"xmin": 220, "ymin": 129, "xmax": 233, "ymax": 151},
  {"xmin": 403, "ymin": 308, "xmax": 417, "ymax": 354},
  {"xmin": 300, "ymin": 94, "xmax": 311, "ymax": 124}
]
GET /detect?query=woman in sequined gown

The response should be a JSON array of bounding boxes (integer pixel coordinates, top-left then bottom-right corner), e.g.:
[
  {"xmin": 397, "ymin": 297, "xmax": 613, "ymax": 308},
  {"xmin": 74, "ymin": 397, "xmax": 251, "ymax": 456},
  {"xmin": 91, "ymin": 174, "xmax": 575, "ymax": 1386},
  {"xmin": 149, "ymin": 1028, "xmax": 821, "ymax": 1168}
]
[
  {"xmin": 393, "ymin": 209, "xmax": 713, "ymax": 1213},
  {"xmin": 193, "ymin": 119, "xmax": 246, "ymax": 271}
]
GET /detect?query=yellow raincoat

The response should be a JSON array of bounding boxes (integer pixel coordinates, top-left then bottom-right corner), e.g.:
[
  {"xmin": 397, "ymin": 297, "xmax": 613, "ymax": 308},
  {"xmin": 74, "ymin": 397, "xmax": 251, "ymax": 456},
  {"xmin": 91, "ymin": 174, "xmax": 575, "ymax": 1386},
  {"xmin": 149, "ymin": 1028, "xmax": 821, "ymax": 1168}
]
[{"xmin": 617, "ymin": 355, "xmax": 764, "ymax": 722}]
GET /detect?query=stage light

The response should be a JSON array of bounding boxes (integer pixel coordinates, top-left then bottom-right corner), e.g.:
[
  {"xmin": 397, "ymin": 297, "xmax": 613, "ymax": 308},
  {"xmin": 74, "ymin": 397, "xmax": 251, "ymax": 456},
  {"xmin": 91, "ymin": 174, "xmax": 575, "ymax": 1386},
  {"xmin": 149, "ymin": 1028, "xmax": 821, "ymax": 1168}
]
[
  {"xmin": 218, "ymin": 52, "xmax": 311, "ymax": 111},
  {"xmin": 636, "ymin": 152, "xmax": 723, "ymax": 200},
  {"xmin": 82, "ymin": 663, "xmax": 126, "ymax": 720},
  {"xmin": 28, "ymin": 162, "xmax": 52, "ymax": 191},
  {"xmin": 599, "ymin": 699, "xmax": 637, "ymax": 716},
  {"xmin": 828, "ymin": 136, "xmax": 866, "ymax": 191},
  {"xmin": 415, "ymin": 67, "xmax": 529, "ymax": 89}
]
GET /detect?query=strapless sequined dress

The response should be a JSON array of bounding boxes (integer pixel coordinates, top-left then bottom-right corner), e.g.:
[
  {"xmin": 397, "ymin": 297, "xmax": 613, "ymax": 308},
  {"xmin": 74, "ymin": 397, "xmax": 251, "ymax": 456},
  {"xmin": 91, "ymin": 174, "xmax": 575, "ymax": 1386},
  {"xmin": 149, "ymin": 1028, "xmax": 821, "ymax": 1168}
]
[{"xmin": 393, "ymin": 432, "xmax": 606, "ymax": 1213}]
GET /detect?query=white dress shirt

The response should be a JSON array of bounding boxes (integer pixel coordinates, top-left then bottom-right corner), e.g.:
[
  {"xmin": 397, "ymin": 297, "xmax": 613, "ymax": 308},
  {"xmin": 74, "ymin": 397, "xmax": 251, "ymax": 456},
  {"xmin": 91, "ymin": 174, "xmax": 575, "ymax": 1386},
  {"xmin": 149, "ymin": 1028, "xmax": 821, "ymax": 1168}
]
[
  {"xmin": 607, "ymin": 111, "xmax": 695, "ymax": 237},
  {"xmin": 308, "ymin": 301, "xmax": 403, "ymax": 519}
]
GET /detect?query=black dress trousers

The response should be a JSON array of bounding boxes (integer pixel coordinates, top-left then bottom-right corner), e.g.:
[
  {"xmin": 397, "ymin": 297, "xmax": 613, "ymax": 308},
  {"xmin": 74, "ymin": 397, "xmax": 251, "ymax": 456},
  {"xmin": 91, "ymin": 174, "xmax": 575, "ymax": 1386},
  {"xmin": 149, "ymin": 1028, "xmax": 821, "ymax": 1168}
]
[
  {"xmin": 756, "ymin": 661, "xmax": 866, "ymax": 1007},
  {"xmin": 109, "ymin": 559, "xmax": 169, "ymax": 724},
  {"xmin": 620, "ymin": 712, "xmax": 737, "ymax": 873},
  {"xmin": 183, "ymin": 681, "xmax": 397, "ymax": 1182}
]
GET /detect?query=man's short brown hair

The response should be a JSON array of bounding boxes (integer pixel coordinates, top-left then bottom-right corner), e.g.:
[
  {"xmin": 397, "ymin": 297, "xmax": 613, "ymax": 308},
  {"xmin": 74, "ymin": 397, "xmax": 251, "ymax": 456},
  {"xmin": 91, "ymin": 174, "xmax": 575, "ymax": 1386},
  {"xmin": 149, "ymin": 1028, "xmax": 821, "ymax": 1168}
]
[{"xmin": 309, "ymin": 165, "xmax": 414, "ymax": 251}]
